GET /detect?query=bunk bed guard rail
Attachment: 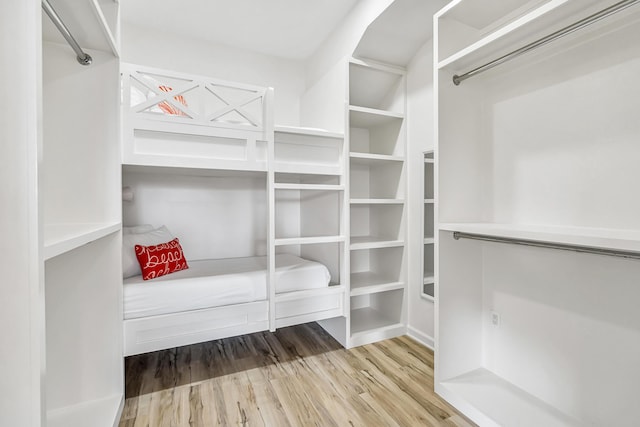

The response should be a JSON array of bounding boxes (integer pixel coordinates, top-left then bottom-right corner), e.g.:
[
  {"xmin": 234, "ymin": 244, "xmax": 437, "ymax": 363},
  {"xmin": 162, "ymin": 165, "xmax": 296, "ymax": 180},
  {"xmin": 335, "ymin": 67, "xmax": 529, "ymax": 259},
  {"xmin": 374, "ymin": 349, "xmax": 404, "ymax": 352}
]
[{"xmin": 121, "ymin": 63, "xmax": 274, "ymax": 171}]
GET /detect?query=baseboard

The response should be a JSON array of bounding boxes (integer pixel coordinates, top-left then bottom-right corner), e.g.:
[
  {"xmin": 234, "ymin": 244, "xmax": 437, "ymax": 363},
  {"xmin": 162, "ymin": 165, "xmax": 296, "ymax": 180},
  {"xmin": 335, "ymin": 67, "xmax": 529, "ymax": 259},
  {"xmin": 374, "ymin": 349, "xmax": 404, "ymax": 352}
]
[
  {"xmin": 113, "ymin": 394, "xmax": 124, "ymax": 427},
  {"xmin": 407, "ymin": 326, "xmax": 434, "ymax": 350}
]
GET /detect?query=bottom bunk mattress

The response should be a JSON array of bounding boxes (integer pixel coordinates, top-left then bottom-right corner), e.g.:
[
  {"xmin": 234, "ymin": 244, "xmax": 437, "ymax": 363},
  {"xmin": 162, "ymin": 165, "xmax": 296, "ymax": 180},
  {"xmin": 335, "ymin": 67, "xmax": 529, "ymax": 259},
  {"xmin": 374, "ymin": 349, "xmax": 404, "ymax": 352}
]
[{"xmin": 123, "ymin": 254, "xmax": 331, "ymax": 319}]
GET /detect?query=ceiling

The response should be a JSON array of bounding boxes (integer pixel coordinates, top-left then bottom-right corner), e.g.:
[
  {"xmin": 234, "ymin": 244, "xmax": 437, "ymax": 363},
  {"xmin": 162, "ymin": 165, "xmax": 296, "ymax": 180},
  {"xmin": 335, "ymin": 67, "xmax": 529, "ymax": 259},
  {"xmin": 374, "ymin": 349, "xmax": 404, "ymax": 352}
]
[{"xmin": 120, "ymin": 0, "xmax": 360, "ymax": 60}]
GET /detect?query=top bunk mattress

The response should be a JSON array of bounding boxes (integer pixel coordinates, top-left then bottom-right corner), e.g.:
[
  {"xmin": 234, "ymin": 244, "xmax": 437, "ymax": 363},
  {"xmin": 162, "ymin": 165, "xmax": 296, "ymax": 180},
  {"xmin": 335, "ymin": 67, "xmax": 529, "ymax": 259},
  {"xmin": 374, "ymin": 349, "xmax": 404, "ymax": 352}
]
[{"xmin": 123, "ymin": 254, "xmax": 330, "ymax": 320}]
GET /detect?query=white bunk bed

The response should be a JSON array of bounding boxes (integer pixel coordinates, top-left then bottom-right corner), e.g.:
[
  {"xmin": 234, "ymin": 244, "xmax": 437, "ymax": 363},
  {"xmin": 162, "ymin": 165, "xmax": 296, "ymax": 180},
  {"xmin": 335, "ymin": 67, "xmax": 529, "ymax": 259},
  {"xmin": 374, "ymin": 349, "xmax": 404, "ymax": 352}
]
[
  {"xmin": 123, "ymin": 254, "xmax": 332, "ymax": 356},
  {"xmin": 121, "ymin": 64, "xmax": 347, "ymax": 356}
]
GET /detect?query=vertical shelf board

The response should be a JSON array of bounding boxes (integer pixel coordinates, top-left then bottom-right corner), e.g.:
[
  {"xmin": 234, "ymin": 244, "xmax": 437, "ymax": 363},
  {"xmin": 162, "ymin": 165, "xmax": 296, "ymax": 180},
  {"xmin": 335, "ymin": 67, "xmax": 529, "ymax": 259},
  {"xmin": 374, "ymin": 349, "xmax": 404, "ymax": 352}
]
[{"xmin": 2, "ymin": 3, "xmax": 43, "ymax": 423}]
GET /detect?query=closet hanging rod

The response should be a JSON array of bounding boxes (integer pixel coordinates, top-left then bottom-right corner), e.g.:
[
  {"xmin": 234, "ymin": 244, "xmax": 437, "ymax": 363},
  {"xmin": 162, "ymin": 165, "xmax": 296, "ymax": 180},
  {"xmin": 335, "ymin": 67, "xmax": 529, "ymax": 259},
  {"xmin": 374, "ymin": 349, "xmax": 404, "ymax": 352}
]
[
  {"xmin": 453, "ymin": 231, "xmax": 640, "ymax": 259},
  {"xmin": 42, "ymin": 0, "xmax": 92, "ymax": 66},
  {"xmin": 452, "ymin": 0, "xmax": 640, "ymax": 85}
]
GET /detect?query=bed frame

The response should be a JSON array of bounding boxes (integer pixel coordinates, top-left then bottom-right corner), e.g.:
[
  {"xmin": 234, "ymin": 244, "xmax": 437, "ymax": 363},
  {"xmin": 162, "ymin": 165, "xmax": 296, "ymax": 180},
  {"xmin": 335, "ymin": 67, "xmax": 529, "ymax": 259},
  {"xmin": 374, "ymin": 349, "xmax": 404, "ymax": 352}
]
[{"xmin": 121, "ymin": 63, "xmax": 346, "ymax": 356}]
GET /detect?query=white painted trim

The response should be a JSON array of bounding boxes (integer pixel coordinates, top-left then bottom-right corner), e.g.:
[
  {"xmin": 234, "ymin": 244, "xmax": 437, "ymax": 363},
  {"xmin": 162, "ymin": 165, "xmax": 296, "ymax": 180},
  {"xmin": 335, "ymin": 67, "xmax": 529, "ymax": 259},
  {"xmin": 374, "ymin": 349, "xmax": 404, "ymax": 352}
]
[
  {"xmin": 407, "ymin": 327, "xmax": 435, "ymax": 350},
  {"xmin": 90, "ymin": 0, "xmax": 120, "ymax": 57}
]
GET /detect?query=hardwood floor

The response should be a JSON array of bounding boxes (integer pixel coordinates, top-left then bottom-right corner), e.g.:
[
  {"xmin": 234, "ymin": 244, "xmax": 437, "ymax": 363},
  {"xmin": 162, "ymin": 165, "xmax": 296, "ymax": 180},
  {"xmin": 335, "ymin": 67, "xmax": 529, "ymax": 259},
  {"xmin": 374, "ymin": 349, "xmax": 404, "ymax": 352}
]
[{"xmin": 119, "ymin": 323, "xmax": 475, "ymax": 426}]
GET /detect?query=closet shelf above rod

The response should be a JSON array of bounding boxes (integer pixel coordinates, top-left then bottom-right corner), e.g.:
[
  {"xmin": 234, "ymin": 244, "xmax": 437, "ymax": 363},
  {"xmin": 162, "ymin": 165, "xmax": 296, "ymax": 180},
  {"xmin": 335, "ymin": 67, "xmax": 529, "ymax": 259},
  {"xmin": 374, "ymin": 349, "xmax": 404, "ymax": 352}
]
[
  {"xmin": 453, "ymin": 231, "xmax": 640, "ymax": 260},
  {"xmin": 42, "ymin": 0, "xmax": 92, "ymax": 65},
  {"xmin": 452, "ymin": 0, "xmax": 640, "ymax": 85}
]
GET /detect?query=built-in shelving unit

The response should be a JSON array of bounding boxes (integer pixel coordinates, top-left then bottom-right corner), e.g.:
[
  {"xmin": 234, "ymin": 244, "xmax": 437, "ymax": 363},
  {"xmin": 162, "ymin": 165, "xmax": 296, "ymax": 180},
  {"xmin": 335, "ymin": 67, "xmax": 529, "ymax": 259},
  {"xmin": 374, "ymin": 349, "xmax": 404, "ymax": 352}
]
[
  {"xmin": 422, "ymin": 151, "xmax": 435, "ymax": 301},
  {"xmin": 346, "ymin": 58, "xmax": 407, "ymax": 347},
  {"xmin": 40, "ymin": 2, "xmax": 124, "ymax": 426},
  {"xmin": 435, "ymin": 1, "xmax": 640, "ymax": 425}
]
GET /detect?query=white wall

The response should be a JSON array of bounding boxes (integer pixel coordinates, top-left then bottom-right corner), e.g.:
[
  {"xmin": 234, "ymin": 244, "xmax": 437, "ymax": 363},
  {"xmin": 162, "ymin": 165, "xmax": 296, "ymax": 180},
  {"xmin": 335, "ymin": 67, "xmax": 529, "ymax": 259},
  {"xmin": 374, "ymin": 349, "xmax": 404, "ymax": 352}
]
[
  {"xmin": 123, "ymin": 171, "xmax": 291, "ymax": 261},
  {"xmin": 0, "ymin": 1, "xmax": 44, "ymax": 425},
  {"xmin": 304, "ymin": 0, "xmax": 393, "ymax": 88},
  {"xmin": 43, "ymin": 43, "xmax": 121, "ymax": 225},
  {"xmin": 406, "ymin": 39, "xmax": 436, "ymax": 346},
  {"xmin": 121, "ymin": 23, "xmax": 306, "ymax": 127},
  {"xmin": 300, "ymin": 0, "xmax": 393, "ymax": 131}
]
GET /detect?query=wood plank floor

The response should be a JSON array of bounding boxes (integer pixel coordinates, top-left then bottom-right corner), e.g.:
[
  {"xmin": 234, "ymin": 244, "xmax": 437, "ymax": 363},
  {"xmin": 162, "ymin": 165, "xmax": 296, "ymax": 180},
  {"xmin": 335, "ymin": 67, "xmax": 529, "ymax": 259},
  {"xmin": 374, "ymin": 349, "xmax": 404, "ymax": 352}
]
[{"xmin": 119, "ymin": 323, "xmax": 475, "ymax": 426}]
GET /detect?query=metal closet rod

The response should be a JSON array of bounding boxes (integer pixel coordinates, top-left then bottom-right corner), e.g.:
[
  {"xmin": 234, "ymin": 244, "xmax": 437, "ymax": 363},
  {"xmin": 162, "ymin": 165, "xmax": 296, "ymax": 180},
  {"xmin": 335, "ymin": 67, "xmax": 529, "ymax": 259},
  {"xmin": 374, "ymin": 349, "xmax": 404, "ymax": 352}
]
[
  {"xmin": 453, "ymin": 231, "xmax": 640, "ymax": 260},
  {"xmin": 42, "ymin": 0, "xmax": 92, "ymax": 66},
  {"xmin": 452, "ymin": 0, "xmax": 640, "ymax": 85}
]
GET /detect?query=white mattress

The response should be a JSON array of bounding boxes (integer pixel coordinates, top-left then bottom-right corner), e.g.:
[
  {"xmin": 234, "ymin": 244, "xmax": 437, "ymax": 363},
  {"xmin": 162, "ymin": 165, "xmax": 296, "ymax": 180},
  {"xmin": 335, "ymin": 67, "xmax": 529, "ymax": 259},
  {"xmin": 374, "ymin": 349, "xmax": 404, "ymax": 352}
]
[{"xmin": 123, "ymin": 254, "xmax": 331, "ymax": 319}]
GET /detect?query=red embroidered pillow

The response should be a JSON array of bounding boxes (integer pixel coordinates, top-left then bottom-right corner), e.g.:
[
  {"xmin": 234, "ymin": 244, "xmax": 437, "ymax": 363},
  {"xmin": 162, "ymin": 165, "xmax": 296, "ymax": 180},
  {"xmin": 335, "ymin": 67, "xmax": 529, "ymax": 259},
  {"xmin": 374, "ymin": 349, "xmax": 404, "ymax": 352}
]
[{"xmin": 135, "ymin": 238, "xmax": 189, "ymax": 280}]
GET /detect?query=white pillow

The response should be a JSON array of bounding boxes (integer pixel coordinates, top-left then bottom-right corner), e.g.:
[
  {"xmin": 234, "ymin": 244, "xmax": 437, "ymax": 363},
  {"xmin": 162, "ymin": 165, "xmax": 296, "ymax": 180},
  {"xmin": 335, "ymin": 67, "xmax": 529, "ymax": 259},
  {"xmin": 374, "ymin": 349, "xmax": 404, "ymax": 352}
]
[
  {"xmin": 122, "ymin": 226, "xmax": 174, "ymax": 279},
  {"xmin": 123, "ymin": 224, "xmax": 154, "ymax": 235}
]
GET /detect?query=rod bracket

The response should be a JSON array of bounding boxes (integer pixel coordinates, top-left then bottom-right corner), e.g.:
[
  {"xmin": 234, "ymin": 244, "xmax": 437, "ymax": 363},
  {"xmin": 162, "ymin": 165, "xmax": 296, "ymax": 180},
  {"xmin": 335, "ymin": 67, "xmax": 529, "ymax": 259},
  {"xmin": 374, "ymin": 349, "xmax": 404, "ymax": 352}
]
[{"xmin": 77, "ymin": 53, "xmax": 93, "ymax": 66}]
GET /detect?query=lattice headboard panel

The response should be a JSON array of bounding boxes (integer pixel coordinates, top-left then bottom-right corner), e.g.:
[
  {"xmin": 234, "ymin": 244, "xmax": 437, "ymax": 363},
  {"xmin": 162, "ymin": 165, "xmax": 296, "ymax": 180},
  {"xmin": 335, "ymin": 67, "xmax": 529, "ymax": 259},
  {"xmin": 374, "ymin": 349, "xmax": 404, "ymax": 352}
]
[
  {"xmin": 122, "ymin": 63, "xmax": 270, "ymax": 132},
  {"xmin": 121, "ymin": 63, "xmax": 274, "ymax": 171}
]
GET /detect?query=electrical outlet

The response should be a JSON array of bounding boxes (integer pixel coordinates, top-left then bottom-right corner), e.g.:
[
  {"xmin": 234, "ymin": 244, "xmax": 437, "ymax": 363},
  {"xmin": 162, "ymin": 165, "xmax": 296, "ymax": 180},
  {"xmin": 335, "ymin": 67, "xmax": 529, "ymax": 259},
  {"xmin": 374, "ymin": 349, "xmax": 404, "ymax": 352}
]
[{"xmin": 491, "ymin": 311, "xmax": 501, "ymax": 327}]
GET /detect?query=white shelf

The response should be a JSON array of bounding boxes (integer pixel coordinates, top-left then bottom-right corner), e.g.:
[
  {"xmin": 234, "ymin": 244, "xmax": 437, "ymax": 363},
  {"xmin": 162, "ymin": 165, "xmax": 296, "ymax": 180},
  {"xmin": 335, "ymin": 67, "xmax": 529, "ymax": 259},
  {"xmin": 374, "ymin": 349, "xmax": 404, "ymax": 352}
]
[
  {"xmin": 421, "ymin": 293, "xmax": 435, "ymax": 302},
  {"xmin": 439, "ymin": 222, "xmax": 640, "ymax": 254},
  {"xmin": 350, "ymin": 236, "xmax": 404, "ymax": 250},
  {"xmin": 47, "ymin": 394, "xmax": 123, "ymax": 427},
  {"xmin": 424, "ymin": 199, "xmax": 435, "ymax": 204},
  {"xmin": 438, "ymin": 0, "xmax": 570, "ymax": 69},
  {"xmin": 350, "ymin": 198, "xmax": 404, "ymax": 205},
  {"xmin": 350, "ymin": 152, "xmax": 404, "ymax": 163},
  {"xmin": 438, "ymin": 369, "xmax": 581, "ymax": 427},
  {"xmin": 424, "ymin": 158, "xmax": 435, "ymax": 164},
  {"xmin": 274, "ymin": 183, "xmax": 344, "ymax": 191},
  {"xmin": 274, "ymin": 235, "xmax": 345, "ymax": 246},
  {"xmin": 274, "ymin": 162, "xmax": 342, "ymax": 176},
  {"xmin": 275, "ymin": 125, "xmax": 343, "ymax": 139},
  {"xmin": 349, "ymin": 105, "xmax": 404, "ymax": 127},
  {"xmin": 423, "ymin": 275, "xmax": 435, "ymax": 285},
  {"xmin": 350, "ymin": 306, "xmax": 403, "ymax": 336},
  {"xmin": 350, "ymin": 271, "xmax": 404, "ymax": 296},
  {"xmin": 424, "ymin": 237, "xmax": 435, "ymax": 244},
  {"xmin": 44, "ymin": 222, "xmax": 121, "ymax": 260}
]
